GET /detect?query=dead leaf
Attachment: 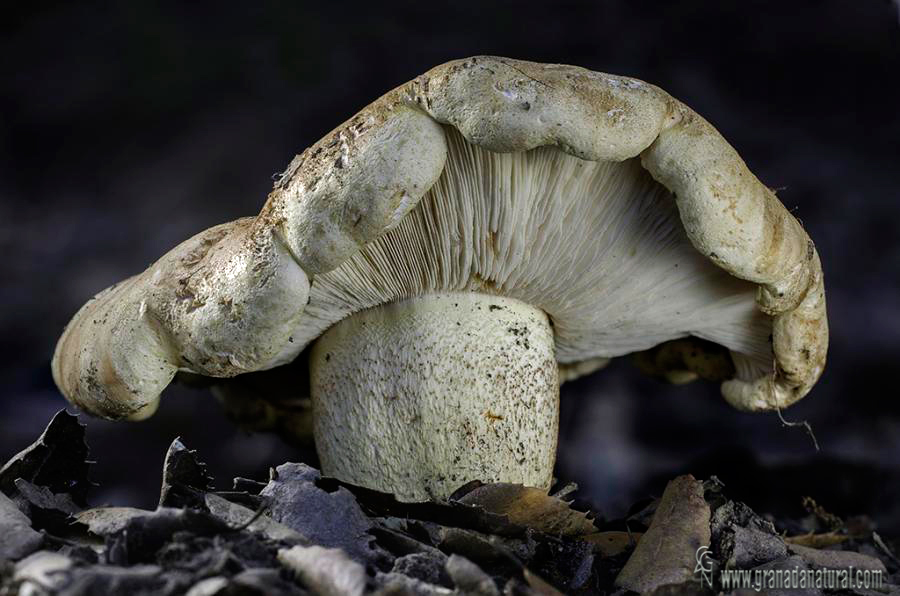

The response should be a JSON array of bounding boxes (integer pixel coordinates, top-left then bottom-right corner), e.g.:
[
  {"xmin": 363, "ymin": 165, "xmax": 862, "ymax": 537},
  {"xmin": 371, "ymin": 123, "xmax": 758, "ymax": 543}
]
[
  {"xmin": 278, "ymin": 545, "xmax": 366, "ymax": 596},
  {"xmin": 391, "ymin": 551, "xmax": 451, "ymax": 587},
  {"xmin": 456, "ymin": 484, "xmax": 596, "ymax": 537},
  {"xmin": 615, "ymin": 475, "xmax": 710, "ymax": 593},
  {"xmin": 14, "ymin": 478, "xmax": 80, "ymax": 515},
  {"xmin": 373, "ymin": 572, "xmax": 453, "ymax": 595},
  {"xmin": 159, "ymin": 438, "xmax": 215, "ymax": 509},
  {"xmin": 203, "ymin": 492, "xmax": 306, "ymax": 544},
  {"xmin": 718, "ymin": 525, "xmax": 787, "ymax": 569},
  {"xmin": 788, "ymin": 543, "xmax": 887, "ymax": 572},
  {"xmin": 529, "ymin": 538, "xmax": 595, "ymax": 592},
  {"xmin": 521, "ymin": 569, "xmax": 565, "ymax": 595},
  {"xmin": 13, "ymin": 550, "xmax": 73, "ymax": 593},
  {"xmin": 438, "ymin": 526, "xmax": 517, "ymax": 568},
  {"xmin": 0, "ymin": 491, "xmax": 43, "ymax": 560},
  {"xmin": 184, "ymin": 576, "xmax": 229, "ymax": 596},
  {"xmin": 76, "ymin": 507, "xmax": 155, "ymax": 536},
  {"xmin": 0, "ymin": 410, "xmax": 91, "ymax": 506},
  {"xmin": 445, "ymin": 554, "xmax": 499, "ymax": 596},
  {"xmin": 260, "ymin": 463, "xmax": 379, "ymax": 564},
  {"xmin": 582, "ymin": 531, "xmax": 643, "ymax": 557},
  {"xmin": 784, "ymin": 532, "xmax": 848, "ymax": 548}
]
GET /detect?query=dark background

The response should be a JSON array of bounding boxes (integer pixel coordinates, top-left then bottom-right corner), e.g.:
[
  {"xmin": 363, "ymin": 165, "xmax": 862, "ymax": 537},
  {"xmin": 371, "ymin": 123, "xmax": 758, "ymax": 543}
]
[{"xmin": 2, "ymin": 1, "xmax": 899, "ymax": 532}]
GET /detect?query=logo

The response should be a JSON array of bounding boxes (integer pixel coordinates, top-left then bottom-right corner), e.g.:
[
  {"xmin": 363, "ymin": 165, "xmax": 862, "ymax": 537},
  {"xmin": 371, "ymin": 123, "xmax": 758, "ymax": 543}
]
[{"xmin": 694, "ymin": 545, "xmax": 714, "ymax": 588}]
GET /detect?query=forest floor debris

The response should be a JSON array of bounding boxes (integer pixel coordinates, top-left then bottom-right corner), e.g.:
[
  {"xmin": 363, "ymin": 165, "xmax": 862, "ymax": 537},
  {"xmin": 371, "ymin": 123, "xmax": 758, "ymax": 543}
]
[{"xmin": 0, "ymin": 411, "xmax": 898, "ymax": 595}]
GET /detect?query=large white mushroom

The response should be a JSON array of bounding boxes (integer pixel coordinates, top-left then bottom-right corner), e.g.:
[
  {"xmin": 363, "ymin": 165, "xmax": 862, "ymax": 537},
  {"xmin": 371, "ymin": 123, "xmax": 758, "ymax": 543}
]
[{"xmin": 52, "ymin": 57, "xmax": 828, "ymax": 502}]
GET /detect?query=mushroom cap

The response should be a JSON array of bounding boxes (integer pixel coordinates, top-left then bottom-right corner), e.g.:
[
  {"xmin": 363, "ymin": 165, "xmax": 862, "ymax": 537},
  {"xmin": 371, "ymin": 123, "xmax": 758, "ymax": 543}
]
[{"xmin": 52, "ymin": 56, "xmax": 827, "ymax": 419}]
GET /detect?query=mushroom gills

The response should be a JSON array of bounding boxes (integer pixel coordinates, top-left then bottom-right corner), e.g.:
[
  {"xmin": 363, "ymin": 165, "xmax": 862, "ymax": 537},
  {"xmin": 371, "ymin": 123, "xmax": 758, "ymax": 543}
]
[
  {"xmin": 287, "ymin": 127, "xmax": 774, "ymax": 384},
  {"xmin": 310, "ymin": 292, "xmax": 559, "ymax": 502}
]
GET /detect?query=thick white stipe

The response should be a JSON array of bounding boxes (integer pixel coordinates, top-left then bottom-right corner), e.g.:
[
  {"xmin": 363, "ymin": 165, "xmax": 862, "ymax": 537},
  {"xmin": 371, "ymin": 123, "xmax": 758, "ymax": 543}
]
[{"xmin": 311, "ymin": 293, "xmax": 558, "ymax": 502}]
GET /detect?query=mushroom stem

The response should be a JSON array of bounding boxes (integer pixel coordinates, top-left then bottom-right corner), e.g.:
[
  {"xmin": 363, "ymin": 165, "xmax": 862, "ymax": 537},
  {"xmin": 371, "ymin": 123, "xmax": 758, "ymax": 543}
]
[{"xmin": 310, "ymin": 292, "xmax": 559, "ymax": 502}]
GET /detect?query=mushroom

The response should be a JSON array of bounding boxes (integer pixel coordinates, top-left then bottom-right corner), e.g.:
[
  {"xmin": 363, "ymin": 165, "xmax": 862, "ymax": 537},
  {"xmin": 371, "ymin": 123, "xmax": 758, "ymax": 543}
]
[{"xmin": 52, "ymin": 57, "xmax": 827, "ymax": 502}]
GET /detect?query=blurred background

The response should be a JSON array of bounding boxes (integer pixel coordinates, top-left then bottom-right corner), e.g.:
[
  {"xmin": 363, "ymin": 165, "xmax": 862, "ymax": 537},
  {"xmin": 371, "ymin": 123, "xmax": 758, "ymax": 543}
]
[{"xmin": 2, "ymin": 1, "xmax": 899, "ymax": 532}]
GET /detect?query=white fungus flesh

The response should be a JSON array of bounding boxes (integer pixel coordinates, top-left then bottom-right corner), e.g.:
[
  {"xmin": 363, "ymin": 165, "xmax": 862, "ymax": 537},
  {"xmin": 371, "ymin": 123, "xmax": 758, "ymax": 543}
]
[
  {"xmin": 311, "ymin": 293, "xmax": 558, "ymax": 502},
  {"xmin": 51, "ymin": 57, "xmax": 828, "ymax": 503}
]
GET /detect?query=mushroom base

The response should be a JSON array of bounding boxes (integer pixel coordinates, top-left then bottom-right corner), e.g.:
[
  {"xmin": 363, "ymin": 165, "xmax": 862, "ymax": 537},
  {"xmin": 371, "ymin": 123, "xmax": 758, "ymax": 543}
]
[{"xmin": 310, "ymin": 292, "xmax": 559, "ymax": 502}]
